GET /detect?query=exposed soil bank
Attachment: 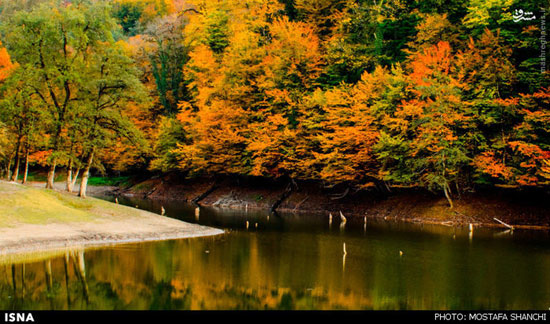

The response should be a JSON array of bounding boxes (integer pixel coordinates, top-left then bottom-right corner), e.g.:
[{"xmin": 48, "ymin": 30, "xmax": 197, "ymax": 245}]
[
  {"xmin": 117, "ymin": 173, "xmax": 550, "ymax": 230},
  {"xmin": 0, "ymin": 181, "xmax": 224, "ymax": 256}
]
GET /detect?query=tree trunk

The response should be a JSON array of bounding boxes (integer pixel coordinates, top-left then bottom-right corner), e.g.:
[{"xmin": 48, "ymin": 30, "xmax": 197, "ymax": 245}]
[
  {"xmin": 5, "ymin": 152, "xmax": 13, "ymax": 180},
  {"xmin": 22, "ymin": 148, "xmax": 29, "ymax": 184},
  {"xmin": 66, "ymin": 159, "xmax": 73, "ymax": 192},
  {"xmin": 443, "ymin": 183, "xmax": 454, "ymax": 209},
  {"xmin": 46, "ymin": 162, "xmax": 56, "ymax": 189},
  {"xmin": 6, "ymin": 154, "xmax": 13, "ymax": 181},
  {"xmin": 11, "ymin": 154, "xmax": 20, "ymax": 182},
  {"xmin": 66, "ymin": 168, "xmax": 72, "ymax": 192},
  {"xmin": 11, "ymin": 136, "xmax": 22, "ymax": 182},
  {"xmin": 70, "ymin": 168, "xmax": 80, "ymax": 193},
  {"xmin": 78, "ymin": 149, "xmax": 94, "ymax": 198}
]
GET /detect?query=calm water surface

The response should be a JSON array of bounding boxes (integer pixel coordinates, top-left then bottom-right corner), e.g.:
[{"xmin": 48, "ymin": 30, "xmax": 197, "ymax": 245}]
[{"xmin": 1, "ymin": 195, "xmax": 549, "ymax": 310}]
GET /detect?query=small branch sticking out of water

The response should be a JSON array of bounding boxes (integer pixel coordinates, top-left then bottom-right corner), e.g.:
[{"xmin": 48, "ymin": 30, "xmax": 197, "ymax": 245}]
[
  {"xmin": 339, "ymin": 211, "xmax": 347, "ymax": 231},
  {"xmin": 493, "ymin": 218, "xmax": 514, "ymax": 230},
  {"xmin": 339, "ymin": 211, "xmax": 347, "ymax": 224}
]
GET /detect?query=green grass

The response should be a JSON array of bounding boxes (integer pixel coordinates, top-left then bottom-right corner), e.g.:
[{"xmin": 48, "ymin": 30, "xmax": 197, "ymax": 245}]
[
  {"xmin": 0, "ymin": 181, "xmax": 145, "ymax": 228},
  {"xmin": 23, "ymin": 172, "xmax": 130, "ymax": 187},
  {"xmin": 87, "ymin": 176, "xmax": 131, "ymax": 187},
  {"xmin": 24, "ymin": 171, "xmax": 65, "ymax": 182}
]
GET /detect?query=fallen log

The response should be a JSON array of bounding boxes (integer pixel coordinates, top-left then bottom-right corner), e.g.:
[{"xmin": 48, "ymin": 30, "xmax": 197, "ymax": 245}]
[
  {"xmin": 192, "ymin": 182, "xmax": 218, "ymax": 206},
  {"xmin": 270, "ymin": 183, "xmax": 293, "ymax": 213},
  {"xmin": 493, "ymin": 217, "xmax": 514, "ymax": 230}
]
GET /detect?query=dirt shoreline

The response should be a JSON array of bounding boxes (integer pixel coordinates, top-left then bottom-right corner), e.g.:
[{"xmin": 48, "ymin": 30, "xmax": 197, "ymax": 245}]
[
  {"xmin": 0, "ymin": 219, "xmax": 225, "ymax": 257},
  {"xmin": 0, "ymin": 181, "xmax": 225, "ymax": 257},
  {"xmin": 116, "ymin": 174, "xmax": 550, "ymax": 231}
]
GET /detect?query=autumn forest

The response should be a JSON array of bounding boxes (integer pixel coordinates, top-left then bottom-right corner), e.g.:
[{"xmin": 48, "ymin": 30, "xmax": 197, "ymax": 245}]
[{"xmin": 0, "ymin": 0, "xmax": 548, "ymax": 205}]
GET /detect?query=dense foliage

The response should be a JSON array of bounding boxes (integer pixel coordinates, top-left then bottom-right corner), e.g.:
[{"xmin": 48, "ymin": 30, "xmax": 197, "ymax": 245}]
[{"xmin": 0, "ymin": 0, "xmax": 548, "ymax": 203}]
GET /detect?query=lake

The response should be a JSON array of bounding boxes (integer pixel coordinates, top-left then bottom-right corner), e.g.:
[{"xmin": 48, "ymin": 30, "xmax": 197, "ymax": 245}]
[{"xmin": 1, "ymin": 195, "xmax": 549, "ymax": 310}]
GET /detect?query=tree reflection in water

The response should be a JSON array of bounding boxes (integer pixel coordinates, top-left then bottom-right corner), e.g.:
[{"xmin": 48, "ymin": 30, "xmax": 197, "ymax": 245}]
[{"xmin": 0, "ymin": 221, "xmax": 549, "ymax": 310}]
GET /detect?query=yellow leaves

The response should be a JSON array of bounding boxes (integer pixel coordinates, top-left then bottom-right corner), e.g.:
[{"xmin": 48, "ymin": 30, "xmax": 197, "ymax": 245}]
[
  {"xmin": 406, "ymin": 12, "xmax": 453, "ymax": 55},
  {"xmin": 266, "ymin": 16, "xmax": 324, "ymax": 88},
  {"xmin": 264, "ymin": 89, "xmax": 294, "ymax": 106},
  {"xmin": 311, "ymin": 84, "xmax": 380, "ymax": 183},
  {"xmin": 175, "ymin": 102, "xmax": 195, "ymax": 125},
  {"xmin": 354, "ymin": 66, "xmax": 391, "ymax": 102},
  {"xmin": 456, "ymin": 29, "xmax": 516, "ymax": 92},
  {"xmin": 541, "ymin": 160, "xmax": 550, "ymax": 180},
  {"xmin": 188, "ymin": 44, "xmax": 218, "ymax": 73},
  {"xmin": 462, "ymin": 0, "xmax": 514, "ymax": 28},
  {"xmin": 294, "ymin": 0, "xmax": 343, "ymax": 35},
  {"xmin": 396, "ymin": 99, "xmax": 424, "ymax": 119},
  {"xmin": 324, "ymin": 88, "xmax": 351, "ymax": 107},
  {"xmin": 185, "ymin": 44, "xmax": 225, "ymax": 106}
]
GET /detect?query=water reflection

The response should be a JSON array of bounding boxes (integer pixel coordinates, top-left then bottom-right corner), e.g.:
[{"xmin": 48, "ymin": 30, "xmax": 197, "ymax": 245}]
[
  {"xmin": 0, "ymin": 196, "xmax": 549, "ymax": 310},
  {"xmin": 1, "ymin": 249, "xmax": 92, "ymax": 310}
]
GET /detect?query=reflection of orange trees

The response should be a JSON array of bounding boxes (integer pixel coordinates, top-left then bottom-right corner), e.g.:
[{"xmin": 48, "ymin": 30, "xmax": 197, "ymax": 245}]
[
  {"xmin": 166, "ymin": 280, "xmax": 374, "ymax": 310},
  {"xmin": 2, "ymin": 230, "xmax": 550, "ymax": 309},
  {"xmin": 142, "ymin": 236, "xmax": 377, "ymax": 309}
]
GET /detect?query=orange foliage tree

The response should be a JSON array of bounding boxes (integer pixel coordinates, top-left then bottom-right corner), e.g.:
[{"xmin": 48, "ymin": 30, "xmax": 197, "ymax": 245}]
[{"xmin": 0, "ymin": 41, "xmax": 15, "ymax": 82}]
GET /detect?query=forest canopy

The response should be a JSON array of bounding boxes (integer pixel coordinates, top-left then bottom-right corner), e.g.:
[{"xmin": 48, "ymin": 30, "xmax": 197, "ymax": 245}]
[{"xmin": 0, "ymin": 0, "xmax": 548, "ymax": 204}]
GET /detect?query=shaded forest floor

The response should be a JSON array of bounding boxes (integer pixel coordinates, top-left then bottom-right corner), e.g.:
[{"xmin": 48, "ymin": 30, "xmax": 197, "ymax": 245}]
[{"xmin": 117, "ymin": 173, "xmax": 550, "ymax": 230}]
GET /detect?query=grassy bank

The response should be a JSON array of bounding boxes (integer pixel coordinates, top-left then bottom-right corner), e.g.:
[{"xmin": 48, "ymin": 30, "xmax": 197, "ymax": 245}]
[
  {"xmin": 0, "ymin": 180, "xmax": 138, "ymax": 227},
  {"xmin": 0, "ymin": 180, "xmax": 224, "ymax": 255}
]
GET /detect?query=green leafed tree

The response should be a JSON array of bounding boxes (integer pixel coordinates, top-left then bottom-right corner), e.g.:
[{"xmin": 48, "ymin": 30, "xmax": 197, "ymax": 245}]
[
  {"xmin": 1, "ymin": 1, "xmax": 118, "ymax": 189},
  {"xmin": 75, "ymin": 42, "xmax": 148, "ymax": 198}
]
